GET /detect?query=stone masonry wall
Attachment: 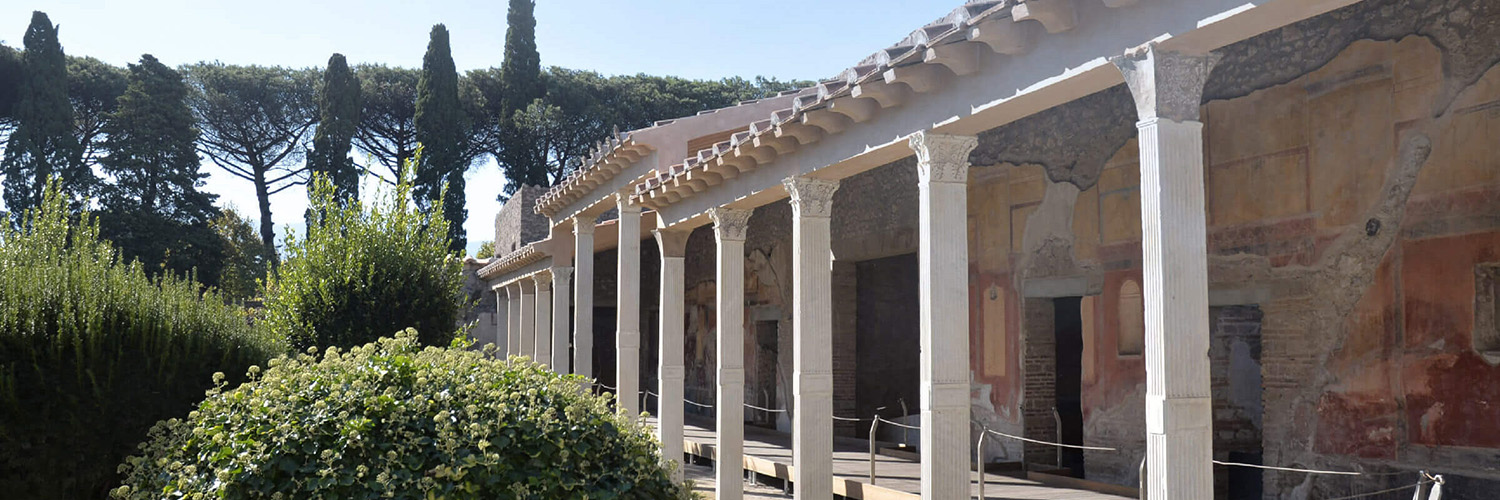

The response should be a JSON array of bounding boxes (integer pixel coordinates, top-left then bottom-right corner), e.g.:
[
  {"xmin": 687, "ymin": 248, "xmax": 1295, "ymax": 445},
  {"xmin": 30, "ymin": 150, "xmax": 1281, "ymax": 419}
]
[{"xmin": 492, "ymin": 184, "xmax": 549, "ymax": 257}]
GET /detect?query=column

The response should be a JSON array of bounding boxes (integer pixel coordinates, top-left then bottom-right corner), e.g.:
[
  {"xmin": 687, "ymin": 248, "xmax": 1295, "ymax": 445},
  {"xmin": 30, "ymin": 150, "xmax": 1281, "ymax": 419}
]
[
  {"xmin": 551, "ymin": 267, "xmax": 574, "ymax": 373},
  {"xmin": 907, "ymin": 131, "xmax": 978, "ymax": 500},
  {"xmin": 518, "ymin": 279, "xmax": 537, "ymax": 358},
  {"xmin": 1112, "ymin": 44, "xmax": 1219, "ymax": 500},
  {"xmin": 709, "ymin": 207, "xmax": 752, "ymax": 500},
  {"xmin": 573, "ymin": 217, "xmax": 596, "ymax": 380},
  {"xmin": 784, "ymin": 176, "xmax": 839, "ymax": 500},
  {"xmin": 616, "ymin": 194, "xmax": 643, "ymax": 415},
  {"xmin": 493, "ymin": 288, "xmax": 507, "ymax": 356},
  {"xmin": 506, "ymin": 284, "xmax": 522, "ymax": 357},
  {"xmin": 654, "ymin": 228, "xmax": 690, "ymax": 482},
  {"xmin": 534, "ymin": 270, "xmax": 554, "ymax": 368}
]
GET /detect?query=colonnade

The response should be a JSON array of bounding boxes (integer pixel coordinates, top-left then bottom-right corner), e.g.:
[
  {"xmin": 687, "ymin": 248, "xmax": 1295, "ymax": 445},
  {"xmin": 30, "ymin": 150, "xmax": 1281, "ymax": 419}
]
[{"xmin": 489, "ymin": 44, "xmax": 1214, "ymax": 500}]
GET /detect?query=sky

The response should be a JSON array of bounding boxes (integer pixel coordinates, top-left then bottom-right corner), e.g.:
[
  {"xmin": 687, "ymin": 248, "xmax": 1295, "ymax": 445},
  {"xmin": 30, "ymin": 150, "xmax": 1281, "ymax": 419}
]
[{"xmin": 1, "ymin": 0, "xmax": 961, "ymax": 256}]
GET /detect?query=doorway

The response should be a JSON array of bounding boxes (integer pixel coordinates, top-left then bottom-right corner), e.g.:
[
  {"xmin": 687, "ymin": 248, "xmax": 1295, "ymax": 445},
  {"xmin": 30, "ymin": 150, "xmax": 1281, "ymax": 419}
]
[
  {"xmin": 1053, "ymin": 296, "xmax": 1085, "ymax": 476},
  {"xmin": 1210, "ymin": 305, "xmax": 1264, "ymax": 500},
  {"xmin": 752, "ymin": 320, "xmax": 780, "ymax": 428}
]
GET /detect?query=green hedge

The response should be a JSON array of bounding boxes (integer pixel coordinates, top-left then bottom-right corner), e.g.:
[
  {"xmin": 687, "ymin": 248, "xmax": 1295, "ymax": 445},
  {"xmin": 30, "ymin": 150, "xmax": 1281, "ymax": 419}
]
[
  {"xmin": 0, "ymin": 184, "xmax": 283, "ymax": 499},
  {"xmin": 263, "ymin": 173, "xmax": 466, "ymax": 351},
  {"xmin": 115, "ymin": 331, "xmax": 694, "ymax": 499}
]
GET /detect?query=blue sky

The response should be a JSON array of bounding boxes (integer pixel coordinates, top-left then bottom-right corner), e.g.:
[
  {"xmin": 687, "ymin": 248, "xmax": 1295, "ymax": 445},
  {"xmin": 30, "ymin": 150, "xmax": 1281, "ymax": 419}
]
[{"xmin": 2, "ymin": 0, "xmax": 960, "ymax": 255}]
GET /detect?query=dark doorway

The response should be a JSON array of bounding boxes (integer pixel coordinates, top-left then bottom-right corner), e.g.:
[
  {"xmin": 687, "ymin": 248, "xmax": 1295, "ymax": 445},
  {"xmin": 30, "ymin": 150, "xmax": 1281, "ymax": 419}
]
[
  {"xmin": 854, "ymin": 253, "xmax": 920, "ymax": 438},
  {"xmin": 1053, "ymin": 296, "xmax": 1085, "ymax": 476},
  {"xmin": 1210, "ymin": 305, "xmax": 1264, "ymax": 500},
  {"xmin": 752, "ymin": 320, "xmax": 779, "ymax": 428},
  {"xmin": 593, "ymin": 307, "xmax": 617, "ymax": 394}
]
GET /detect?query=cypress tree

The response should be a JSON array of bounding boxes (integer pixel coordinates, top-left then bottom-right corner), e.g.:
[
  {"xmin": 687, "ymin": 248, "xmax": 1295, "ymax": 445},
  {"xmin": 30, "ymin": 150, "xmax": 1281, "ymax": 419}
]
[
  {"xmin": 415, "ymin": 24, "xmax": 468, "ymax": 253},
  {"xmin": 2, "ymin": 11, "xmax": 88, "ymax": 222},
  {"xmin": 496, "ymin": 0, "xmax": 546, "ymax": 190},
  {"xmin": 309, "ymin": 53, "xmax": 362, "ymax": 204}
]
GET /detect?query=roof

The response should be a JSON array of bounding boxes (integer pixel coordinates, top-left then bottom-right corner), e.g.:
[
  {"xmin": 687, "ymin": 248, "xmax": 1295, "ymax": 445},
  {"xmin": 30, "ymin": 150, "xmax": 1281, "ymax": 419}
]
[{"xmin": 629, "ymin": 0, "xmax": 1039, "ymax": 210}]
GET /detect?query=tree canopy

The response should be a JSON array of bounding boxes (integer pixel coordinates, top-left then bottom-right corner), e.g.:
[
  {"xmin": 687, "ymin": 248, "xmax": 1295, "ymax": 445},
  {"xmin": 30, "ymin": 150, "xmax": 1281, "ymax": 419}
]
[
  {"xmin": 2, "ymin": 12, "xmax": 89, "ymax": 221},
  {"xmin": 184, "ymin": 63, "xmax": 318, "ymax": 260},
  {"xmin": 308, "ymin": 53, "xmax": 361, "ymax": 204},
  {"xmin": 415, "ymin": 24, "xmax": 469, "ymax": 253}
]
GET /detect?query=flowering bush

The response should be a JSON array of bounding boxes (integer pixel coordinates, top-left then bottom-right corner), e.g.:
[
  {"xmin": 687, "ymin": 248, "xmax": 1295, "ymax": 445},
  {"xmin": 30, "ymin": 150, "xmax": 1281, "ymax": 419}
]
[{"xmin": 114, "ymin": 331, "xmax": 693, "ymax": 500}]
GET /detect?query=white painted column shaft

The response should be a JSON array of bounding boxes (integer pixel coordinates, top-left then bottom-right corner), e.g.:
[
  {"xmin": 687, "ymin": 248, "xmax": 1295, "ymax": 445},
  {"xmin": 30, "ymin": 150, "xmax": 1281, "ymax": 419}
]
[
  {"xmin": 506, "ymin": 285, "xmax": 521, "ymax": 358},
  {"xmin": 785, "ymin": 176, "xmax": 839, "ymax": 500},
  {"xmin": 552, "ymin": 267, "xmax": 574, "ymax": 373},
  {"xmin": 534, "ymin": 271, "xmax": 554, "ymax": 368},
  {"xmin": 1112, "ymin": 44, "xmax": 1219, "ymax": 500},
  {"xmin": 710, "ymin": 207, "xmax": 752, "ymax": 500},
  {"xmin": 493, "ymin": 289, "xmax": 506, "ymax": 356},
  {"xmin": 574, "ymin": 218, "xmax": 596, "ymax": 380},
  {"xmin": 908, "ymin": 131, "xmax": 978, "ymax": 500},
  {"xmin": 654, "ymin": 229, "xmax": 690, "ymax": 482},
  {"xmin": 518, "ymin": 280, "xmax": 536, "ymax": 359},
  {"xmin": 616, "ymin": 195, "xmax": 643, "ymax": 415}
]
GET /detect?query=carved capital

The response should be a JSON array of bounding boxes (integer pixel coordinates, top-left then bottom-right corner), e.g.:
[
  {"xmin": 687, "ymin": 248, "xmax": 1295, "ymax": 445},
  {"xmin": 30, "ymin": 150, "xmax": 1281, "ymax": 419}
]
[
  {"xmin": 653, "ymin": 229, "xmax": 691, "ymax": 258},
  {"xmin": 783, "ymin": 176, "xmax": 840, "ymax": 218},
  {"xmin": 572, "ymin": 216, "xmax": 595, "ymax": 235},
  {"xmin": 533, "ymin": 270, "xmax": 553, "ymax": 291},
  {"xmin": 615, "ymin": 191, "xmax": 642, "ymax": 215},
  {"xmin": 1111, "ymin": 43, "xmax": 1221, "ymax": 122},
  {"xmin": 908, "ymin": 131, "xmax": 978, "ymax": 184},
  {"xmin": 708, "ymin": 207, "xmax": 753, "ymax": 242},
  {"xmin": 550, "ymin": 266, "xmax": 573, "ymax": 284}
]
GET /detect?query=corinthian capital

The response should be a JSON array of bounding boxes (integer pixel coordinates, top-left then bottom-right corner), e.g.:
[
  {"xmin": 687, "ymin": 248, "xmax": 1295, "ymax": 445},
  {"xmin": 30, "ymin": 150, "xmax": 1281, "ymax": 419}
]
[
  {"xmin": 708, "ymin": 207, "xmax": 753, "ymax": 242},
  {"xmin": 908, "ymin": 131, "xmax": 978, "ymax": 184},
  {"xmin": 783, "ymin": 176, "xmax": 840, "ymax": 218},
  {"xmin": 533, "ymin": 270, "xmax": 553, "ymax": 291},
  {"xmin": 1110, "ymin": 43, "xmax": 1221, "ymax": 122},
  {"xmin": 615, "ymin": 191, "xmax": 641, "ymax": 214}
]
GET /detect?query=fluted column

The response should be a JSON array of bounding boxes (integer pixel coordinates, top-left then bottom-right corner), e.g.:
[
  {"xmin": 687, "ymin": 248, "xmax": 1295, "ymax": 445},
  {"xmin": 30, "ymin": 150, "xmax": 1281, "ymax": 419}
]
[
  {"xmin": 907, "ymin": 131, "xmax": 978, "ymax": 500},
  {"xmin": 534, "ymin": 270, "xmax": 554, "ymax": 368},
  {"xmin": 501, "ymin": 283, "xmax": 513, "ymax": 354},
  {"xmin": 1112, "ymin": 44, "xmax": 1219, "ymax": 500},
  {"xmin": 616, "ymin": 194, "xmax": 643, "ymax": 415},
  {"xmin": 654, "ymin": 228, "xmax": 690, "ymax": 482},
  {"xmin": 784, "ymin": 176, "xmax": 840, "ymax": 500},
  {"xmin": 518, "ymin": 279, "xmax": 537, "ymax": 359},
  {"xmin": 710, "ymin": 207, "xmax": 752, "ymax": 500},
  {"xmin": 506, "ymin": 284, "xmax": 522, "ymax": 357},
  {"xmin": 551, "ymin": 267, "xmax": 573, "ymax": 372},
  {"xmin": 573, "ymin": 218, "xmax": 596, "ymax": 380}
]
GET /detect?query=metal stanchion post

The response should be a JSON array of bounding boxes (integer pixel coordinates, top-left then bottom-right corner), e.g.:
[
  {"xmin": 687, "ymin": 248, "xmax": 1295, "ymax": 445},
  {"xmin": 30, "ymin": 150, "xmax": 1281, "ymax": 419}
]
[
  {"xmin": 869, "ymin": 417, "xmax": 880, "ymax": 485},
  {"xmin": 976, "ymin": 428, "xmax": 987, "ymax": 500}
]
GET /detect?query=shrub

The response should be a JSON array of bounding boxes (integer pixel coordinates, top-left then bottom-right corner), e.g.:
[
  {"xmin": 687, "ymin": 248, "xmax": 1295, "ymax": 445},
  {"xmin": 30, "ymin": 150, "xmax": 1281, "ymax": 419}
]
[
  {"xmin": 115, "ymin": 331, "xmax": 694, "ymax": 500},
  {"xmin": 0, "ymin": 183, "xmax": 283, "ymax": 499},
  {"xmin": 263, "ymin": 171, "xmax": 466, "ymax": 350}
]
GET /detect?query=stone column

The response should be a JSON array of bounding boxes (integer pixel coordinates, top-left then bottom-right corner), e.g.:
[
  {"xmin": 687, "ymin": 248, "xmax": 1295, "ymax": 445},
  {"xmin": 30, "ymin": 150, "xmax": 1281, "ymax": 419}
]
[
  {"xmin": 907, "ymin": 131, "xmax": 978, "ymax": 500},
  {"xmin": 784, "ymin": 176, "xmax": 840, "ymax": 500},
  {"xmin": 501, "ymin": 283, "xmax": 513, "ymax": 354},
  {"xmin": 506, "ymin": 284, "xmax": 522, "ymax": 357},
  {"xmin": 573, "ymin": 217, "xmax": 596, "ymax": 380},
  {"xmin": 654, "ymin": 228, "xmax": 690, "ymax": 482},
  {"xmin": 551, "ymin": 267, "xmax": 574, "ymax": 372},
  {"xmin": 709, "ymin": 207, "xmax": 752, "ymax": 500},
  {"xmin": 518, "ymin": 279, "xmax": 537, "ymax": 358},
  {"xmin": 1111, "ymin": 44, "xmax": 1219, "ymax": 500},
  {"xmin": 535, "ymin": 270, "xmax": 554, "ymax": 368},
  {"xmin": 616, "ymin": 194, "xmax": 643, "ymax": 415}
]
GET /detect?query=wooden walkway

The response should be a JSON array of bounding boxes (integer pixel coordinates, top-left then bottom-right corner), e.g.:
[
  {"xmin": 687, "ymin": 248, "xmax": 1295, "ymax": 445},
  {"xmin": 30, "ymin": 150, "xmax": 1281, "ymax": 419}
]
[{"xmin": 652, "ymin": 416, "xmax": 1133, "ymax": 500}]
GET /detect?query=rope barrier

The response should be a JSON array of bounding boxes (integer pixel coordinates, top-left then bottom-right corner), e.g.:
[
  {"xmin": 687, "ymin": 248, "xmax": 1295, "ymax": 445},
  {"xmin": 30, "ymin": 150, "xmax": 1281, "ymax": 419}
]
[
  {"xmin": 744, "ymin": 403, "xmax": 788, "ymax": 414},
  {"xmin": 1323, "ymin": 478, "xmax": 1437, "ymax": 500},
  {"xmin": 874, "ymin": 416, "xmax": 920, "ymax": 431},
  {"xmin": 832, "ymin": 415, "xmax": 870, "ymax": 422},
  {"xmin": 1211, "ymin": 460, "xmax": 1361, "ymax": 476},
  {"xmin": 977, "ymin": 424, "xmax": 1118, "ymax": 451}
]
